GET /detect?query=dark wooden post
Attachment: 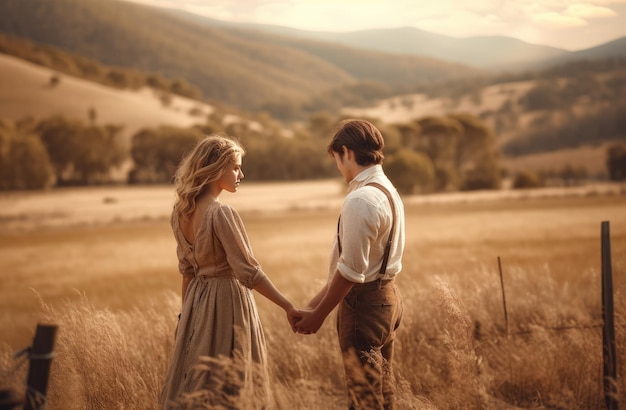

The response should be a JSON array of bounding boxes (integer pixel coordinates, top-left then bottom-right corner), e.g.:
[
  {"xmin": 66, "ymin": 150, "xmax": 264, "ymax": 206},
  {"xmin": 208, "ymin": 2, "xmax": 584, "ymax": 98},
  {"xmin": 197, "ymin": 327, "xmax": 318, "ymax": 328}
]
[
  {"xmin": 0, "ymin": 388, "xmax": 21, "ymax": 410},
  {"xmin": 497, "ymin": 256, "xmax": 514, "ymax": 389},
  {"xmin": 24, "ymin": 324, "xmax": 57, "ymax": 410},
  {"xmin": 601, "ymin": 221, "xmax": 618, "ymax": 410}
]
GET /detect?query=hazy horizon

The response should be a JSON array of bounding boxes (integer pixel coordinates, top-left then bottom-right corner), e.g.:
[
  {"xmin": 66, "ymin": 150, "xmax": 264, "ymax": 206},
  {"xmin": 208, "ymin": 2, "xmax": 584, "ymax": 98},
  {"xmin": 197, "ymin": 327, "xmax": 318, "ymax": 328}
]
[{"xmin": 118, "ymin": 0, "xmax": 626, "ymax": 51}]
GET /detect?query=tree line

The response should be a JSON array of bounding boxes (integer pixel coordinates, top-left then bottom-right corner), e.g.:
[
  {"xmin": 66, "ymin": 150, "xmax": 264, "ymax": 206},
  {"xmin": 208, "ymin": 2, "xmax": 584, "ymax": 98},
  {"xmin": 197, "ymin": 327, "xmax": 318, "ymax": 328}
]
[
  {"xmin": 1, "ymin": 112, "xmax": 502, "ymax": 193},
  {"xmin": 500, "ymin": 66, "xmax": 626, "ymax": 157},
  {"xmin": 3, "ymin": 111, "xmax": 624, "ymax": 193},
  {"xmin": 0, "ymin": 117, "xmax": 126, "ymax": 190}
]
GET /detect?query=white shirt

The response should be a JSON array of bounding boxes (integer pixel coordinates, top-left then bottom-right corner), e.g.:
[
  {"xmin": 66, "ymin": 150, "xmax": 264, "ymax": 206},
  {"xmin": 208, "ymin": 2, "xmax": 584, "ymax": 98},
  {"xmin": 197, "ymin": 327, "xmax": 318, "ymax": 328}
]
[{"xmin": 329, "ymin": 165, "xmax": 406, "ymax": 283}]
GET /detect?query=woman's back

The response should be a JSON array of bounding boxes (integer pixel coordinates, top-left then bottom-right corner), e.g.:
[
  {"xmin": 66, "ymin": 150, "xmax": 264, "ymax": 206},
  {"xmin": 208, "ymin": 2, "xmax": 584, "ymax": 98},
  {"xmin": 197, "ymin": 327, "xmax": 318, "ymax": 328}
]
[
  {"xmin": 172, "ymin": 199, "xmax": 265, "ymax": 286},
  {"xmin": 162, "ymin": 197, "xmax": 271, "ymax": 409}
]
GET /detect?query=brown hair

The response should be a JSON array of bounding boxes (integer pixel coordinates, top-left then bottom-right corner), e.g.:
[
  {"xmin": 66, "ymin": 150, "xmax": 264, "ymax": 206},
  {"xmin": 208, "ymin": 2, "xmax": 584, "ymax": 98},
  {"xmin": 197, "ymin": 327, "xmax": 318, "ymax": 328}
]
[{"xmin": 327, "ymin": 119, "xmax": 384, "ymax": 165}]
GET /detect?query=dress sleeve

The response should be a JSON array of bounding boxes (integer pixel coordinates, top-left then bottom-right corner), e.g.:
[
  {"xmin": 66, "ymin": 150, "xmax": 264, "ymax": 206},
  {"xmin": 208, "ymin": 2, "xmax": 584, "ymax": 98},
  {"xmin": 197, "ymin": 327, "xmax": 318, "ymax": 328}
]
[{"xmin": 213, "ymin": 204, "xmax": 266, "ymax": 288}]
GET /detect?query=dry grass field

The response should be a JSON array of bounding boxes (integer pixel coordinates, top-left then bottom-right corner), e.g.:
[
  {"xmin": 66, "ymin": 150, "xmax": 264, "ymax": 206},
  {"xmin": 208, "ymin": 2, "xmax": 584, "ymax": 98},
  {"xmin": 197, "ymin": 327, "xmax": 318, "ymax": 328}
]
[{"xmin": 1, "ymin": 180, "xmax": 625, "ymax": 409}]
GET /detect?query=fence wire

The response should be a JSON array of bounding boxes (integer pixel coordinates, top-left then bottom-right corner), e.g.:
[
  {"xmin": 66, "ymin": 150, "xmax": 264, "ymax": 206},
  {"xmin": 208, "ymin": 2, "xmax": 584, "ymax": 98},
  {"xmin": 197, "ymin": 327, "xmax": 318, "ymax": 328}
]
[{"xmin": 0, "ymin": 345, "xmax": 30, "ymax": 381}]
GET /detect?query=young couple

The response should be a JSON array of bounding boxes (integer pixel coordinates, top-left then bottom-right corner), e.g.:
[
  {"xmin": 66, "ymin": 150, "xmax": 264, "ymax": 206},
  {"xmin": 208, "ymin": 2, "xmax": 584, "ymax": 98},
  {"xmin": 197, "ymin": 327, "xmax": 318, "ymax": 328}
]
[{"xmin": 160, "ymin": 119, "xmax": 405, "ymax": 410}]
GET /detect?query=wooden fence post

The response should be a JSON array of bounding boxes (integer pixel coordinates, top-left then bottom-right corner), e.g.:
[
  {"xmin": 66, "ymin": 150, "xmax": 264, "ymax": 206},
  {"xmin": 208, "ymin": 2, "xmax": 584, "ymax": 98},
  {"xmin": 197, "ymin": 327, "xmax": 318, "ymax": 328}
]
[
  {"xmin": 24, "ymin": 324, "xmax": 57, "ymax": 410},
  {"xmin": 601, "ymin": 221, "xmax": 618, "ymax": 410},
  {"xmin": 0, "ymin": 388, "xmax": 21, "ymax": 410}
]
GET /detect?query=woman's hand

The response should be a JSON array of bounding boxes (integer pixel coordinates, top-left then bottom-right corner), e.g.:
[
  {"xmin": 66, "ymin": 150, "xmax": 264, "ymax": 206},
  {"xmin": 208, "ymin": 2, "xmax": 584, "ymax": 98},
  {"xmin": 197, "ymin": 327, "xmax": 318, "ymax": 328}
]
[
  {"xmin": 286, "ymin": 306, "xmax": 302, "ymax": 333},
  {"xmin": 294, "ymin": 309, "xmax": 324, "ymax": 335}
]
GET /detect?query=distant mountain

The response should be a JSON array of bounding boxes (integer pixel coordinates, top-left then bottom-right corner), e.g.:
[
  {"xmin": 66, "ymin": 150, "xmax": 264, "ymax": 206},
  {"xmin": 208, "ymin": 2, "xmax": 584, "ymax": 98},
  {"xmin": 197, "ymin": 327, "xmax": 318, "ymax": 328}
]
[
  {"xmin": 166, "ymin": 11, "xmax": 569, "ymax": 69},
  {"xmin": 0, "ymin": 0, "xmax": 475, "ymax": 114},
  {"xmin": 536, "ymin": 36, "xmax": 626, "ymax": 68},
  {"xmin": 169, "ymin": 10, "xmax": 626, "ymax": 72},
  {"xmin": 255, "ymin": 27, "xmax": 570, "ymax": 70}
]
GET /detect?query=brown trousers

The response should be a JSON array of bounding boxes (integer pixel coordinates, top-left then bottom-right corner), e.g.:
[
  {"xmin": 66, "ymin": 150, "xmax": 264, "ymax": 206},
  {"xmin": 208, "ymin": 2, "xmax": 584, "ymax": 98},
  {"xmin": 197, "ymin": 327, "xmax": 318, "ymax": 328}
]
[{"xmin": 337, "ymin": 279, "xmax": 403, "ymax": 410}]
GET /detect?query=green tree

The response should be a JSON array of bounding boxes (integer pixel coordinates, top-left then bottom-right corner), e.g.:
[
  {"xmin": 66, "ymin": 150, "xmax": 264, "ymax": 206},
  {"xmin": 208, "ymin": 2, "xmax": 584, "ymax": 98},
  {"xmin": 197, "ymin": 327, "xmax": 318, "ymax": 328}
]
[
  {"xmin": 519, "ymin": 82, "xmax": 562, "ymax": 111},
  {"xmin": 450, "ymin": 113, "xmax": 501, "ymax": 190},
  {"xmin": 512, "ymin": 171, "xmax": 543, "ymax": 189},
  {"xmin": 243, "ymin": 132, "xmax": 333, "ymax": 181},
  {"xmin": 377, "ymin": 123, "xmax": 403, "ymax": 156},
  {"xmin": 391, "ymin": 122, "xmax": 422, "ymax": 151},
  {"xmin": 607, "ymin": 143, "xmax": 626, "ymax": 181},
  {"xmin": 157, "ymin": 127, "xmax": 204, "ymax": 181},
  {"xmin": 129, "ymin": 128, "xmax": 158, "ymax": 183},
  {"xmin": 558, "ymin": 164, "xmax": 588, "ymax": 186},
  {"xmin": 0, "ymin": 121, "xmax": 53, "ymax": 190},
  {"xmin": 129, "ymin": 126, "xmax": 203, "ymax": 183},
  {"xmin": 72, "ymin": 125, "xmax": 126, "ymax": 184},
  {"xmin": 170, "ymin": 79, "xmax": 202, "ymax": 100},
  {"xmin": 307, "ymin": 112, "xmax": 338, "ymax": 141},
  {"xmin": 35, "ymin": 116, "xmax": 82, "ymax": 183},
  {"xmin": 415, "ymin": 116, "xmax": 463, "ymax": 191},
  {"xmin": 36, "ymin": 116, "xmax": 126, "ymax": 185},
  {"xmin": 384, "ymin": 149, "xmax": 435, "ymax": 194}
]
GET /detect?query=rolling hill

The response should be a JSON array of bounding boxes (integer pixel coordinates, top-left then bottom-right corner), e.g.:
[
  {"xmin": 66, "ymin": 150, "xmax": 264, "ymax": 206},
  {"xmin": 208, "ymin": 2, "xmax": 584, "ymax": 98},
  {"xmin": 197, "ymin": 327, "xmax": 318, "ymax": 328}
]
[
  {"xmin": 1, "ymin": 42, "xmax": 622, "ymax": 180},
  {"xmin": 0, "ymin": 0, "xmax": 476, "ymax": 113},
  {"xmin": 0, "ymin": 0, "xmax": 624, "ymax": 181},
  {"xmin": 172, "ymin": 13, "xmax": 569, "ymax": 70},
  {"xmin": 537, "ymin": 37, "xmax": 626, "ymax": 68},
  {"xmin": 0, "ymin": 53, "xmax": 211, "ymax": 142},
  {"xmin": 171, "ymin": 9, "xmax": 626, "ymax": 71}
]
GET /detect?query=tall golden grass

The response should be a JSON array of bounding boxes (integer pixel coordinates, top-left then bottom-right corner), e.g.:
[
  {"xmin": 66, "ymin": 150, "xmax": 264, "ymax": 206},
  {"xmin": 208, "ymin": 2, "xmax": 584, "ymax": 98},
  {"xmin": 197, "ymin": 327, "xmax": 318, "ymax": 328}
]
[{"xmin": 1, "ymin": 184, "xmax": 625, "ymax": 409}]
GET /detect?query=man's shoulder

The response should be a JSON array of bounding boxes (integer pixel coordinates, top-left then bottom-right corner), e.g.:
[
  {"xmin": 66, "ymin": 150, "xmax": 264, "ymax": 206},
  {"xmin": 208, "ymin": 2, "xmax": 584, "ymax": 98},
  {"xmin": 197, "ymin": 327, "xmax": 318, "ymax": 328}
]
[{"xmin": 345, "ymin": 184, "xmax": 387, "ymax": 208}]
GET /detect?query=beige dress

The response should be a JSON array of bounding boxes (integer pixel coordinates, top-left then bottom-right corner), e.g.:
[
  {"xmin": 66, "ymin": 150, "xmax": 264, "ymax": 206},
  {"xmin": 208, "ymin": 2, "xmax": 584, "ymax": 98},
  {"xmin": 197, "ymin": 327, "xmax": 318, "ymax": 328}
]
[{"xmin": 160, "ymin": 200, "xmax": 271, "ymax": 409}]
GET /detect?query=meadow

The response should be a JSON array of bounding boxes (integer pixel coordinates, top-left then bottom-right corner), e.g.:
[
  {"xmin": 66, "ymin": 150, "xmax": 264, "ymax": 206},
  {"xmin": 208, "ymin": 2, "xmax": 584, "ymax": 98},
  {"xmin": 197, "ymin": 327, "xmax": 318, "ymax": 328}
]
[{"xmin": 1, "ymin": 181, "xmax": 625, "ymax": 409}]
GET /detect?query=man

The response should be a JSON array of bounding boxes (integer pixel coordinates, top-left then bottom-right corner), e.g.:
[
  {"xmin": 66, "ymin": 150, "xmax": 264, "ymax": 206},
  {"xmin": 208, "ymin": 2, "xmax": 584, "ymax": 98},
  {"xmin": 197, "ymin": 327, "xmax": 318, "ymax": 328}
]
[{"xmin": 294, "ymin": 119, "xmax": 405, "ymax": 409}]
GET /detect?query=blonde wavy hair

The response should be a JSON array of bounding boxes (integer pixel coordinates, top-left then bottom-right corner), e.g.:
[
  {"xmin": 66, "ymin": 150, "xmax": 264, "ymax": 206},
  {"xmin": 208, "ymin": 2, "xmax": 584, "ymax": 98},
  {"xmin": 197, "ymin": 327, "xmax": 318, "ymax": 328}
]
[{"xmin": 173, "ymin": 134, "xmax": 245, "ymax": 217}]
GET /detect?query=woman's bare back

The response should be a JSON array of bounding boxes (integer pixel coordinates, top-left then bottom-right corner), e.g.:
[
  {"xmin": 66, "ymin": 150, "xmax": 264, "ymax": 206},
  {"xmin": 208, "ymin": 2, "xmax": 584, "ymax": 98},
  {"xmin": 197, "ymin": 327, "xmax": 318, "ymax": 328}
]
[{"xmin": 179, "ymin": 193, "xmax": 215, "ymax": 246}]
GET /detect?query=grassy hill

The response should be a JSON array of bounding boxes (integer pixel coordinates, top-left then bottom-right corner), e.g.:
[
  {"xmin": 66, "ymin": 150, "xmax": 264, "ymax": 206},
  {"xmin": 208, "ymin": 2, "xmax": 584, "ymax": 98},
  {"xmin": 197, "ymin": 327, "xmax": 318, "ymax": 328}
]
[
  {"xmin": 2, "ymin": 45, "xmax": 624, "ymax": 179},
  {"xmin": 0, "ymin": 0, "xmax": 475, "ymax": 115},
  {"xmin": 344, "ymin": 58, "xmax": 626, "ymax": 177},
  {"xmin": 1, "ymin": 0, "xmax": 624, "ymax": 180},
  {"xmin": 0, "ymin": 53, "xmax": 211, "ymax": 142}
]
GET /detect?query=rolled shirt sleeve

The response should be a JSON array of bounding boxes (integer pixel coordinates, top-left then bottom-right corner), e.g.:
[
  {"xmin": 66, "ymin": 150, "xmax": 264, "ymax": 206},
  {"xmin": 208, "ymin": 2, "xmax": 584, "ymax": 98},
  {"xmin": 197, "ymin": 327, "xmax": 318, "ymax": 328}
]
[{"xmin": 336, "ymin": 195, "xmax": 382, "ymax": 283}]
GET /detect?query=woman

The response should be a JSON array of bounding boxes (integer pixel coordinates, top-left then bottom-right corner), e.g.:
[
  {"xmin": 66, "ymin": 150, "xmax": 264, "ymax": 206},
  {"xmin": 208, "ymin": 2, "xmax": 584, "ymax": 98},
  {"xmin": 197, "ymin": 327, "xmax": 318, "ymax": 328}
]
[{"xmin": 160, "ymin": 134, "xmax": 296, "ymax": 409}]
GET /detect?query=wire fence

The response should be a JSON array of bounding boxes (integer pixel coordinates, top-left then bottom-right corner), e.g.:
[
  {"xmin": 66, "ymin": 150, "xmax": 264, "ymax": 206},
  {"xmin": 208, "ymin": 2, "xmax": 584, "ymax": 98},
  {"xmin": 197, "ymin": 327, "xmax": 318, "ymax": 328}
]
[
  {"xmin": 0, "ymin": 324, "xmax": 57, "ymax": 410},
  {"xmin": 0, "ymin": 222, "xmax": 620, "ymax": 409}
]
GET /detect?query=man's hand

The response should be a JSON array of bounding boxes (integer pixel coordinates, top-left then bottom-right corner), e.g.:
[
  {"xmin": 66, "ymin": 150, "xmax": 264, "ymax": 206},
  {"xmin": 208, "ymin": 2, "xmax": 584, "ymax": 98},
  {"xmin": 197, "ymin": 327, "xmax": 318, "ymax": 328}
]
[
  {"xmin": 294, "ymin": 309, "xmax": 325, "ymax": 335},
  {"xmin": 293, "ymin": 272, "xmax": 353, "ymax": 335}
]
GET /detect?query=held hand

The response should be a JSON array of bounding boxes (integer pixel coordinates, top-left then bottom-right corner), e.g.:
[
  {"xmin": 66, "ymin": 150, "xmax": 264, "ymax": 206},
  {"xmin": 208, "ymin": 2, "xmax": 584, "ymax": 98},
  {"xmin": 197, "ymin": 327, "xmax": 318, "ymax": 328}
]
[
  {"xmin": 295, "ymin": 309, "xmax": 324, "ymax": 335},
  {"xmin": 286, "ymin": 307, "xmax": 303, "ymax": 333}
]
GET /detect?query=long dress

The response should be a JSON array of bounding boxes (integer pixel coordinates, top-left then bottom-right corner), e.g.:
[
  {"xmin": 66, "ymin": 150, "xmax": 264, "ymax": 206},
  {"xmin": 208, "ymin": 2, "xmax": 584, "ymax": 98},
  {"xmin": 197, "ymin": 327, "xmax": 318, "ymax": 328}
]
[{"xmin": 160, "ymin": 200, "xmax": 271, "ymax": 409}]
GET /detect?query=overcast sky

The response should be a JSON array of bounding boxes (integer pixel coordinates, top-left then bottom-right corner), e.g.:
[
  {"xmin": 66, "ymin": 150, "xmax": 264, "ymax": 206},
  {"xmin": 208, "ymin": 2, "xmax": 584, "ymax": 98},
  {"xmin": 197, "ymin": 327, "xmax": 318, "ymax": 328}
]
[{"xmin": 122, "ymin": 0, "xmax": 626, "ymax": 51}]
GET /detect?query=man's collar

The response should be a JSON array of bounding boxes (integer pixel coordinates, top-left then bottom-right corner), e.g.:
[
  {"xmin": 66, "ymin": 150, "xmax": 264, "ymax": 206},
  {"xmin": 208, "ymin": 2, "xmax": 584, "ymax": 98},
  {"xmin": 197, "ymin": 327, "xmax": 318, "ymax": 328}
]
[{"xmin": 351, "ymin": 164, "xmax": 382, "ymax": 184}]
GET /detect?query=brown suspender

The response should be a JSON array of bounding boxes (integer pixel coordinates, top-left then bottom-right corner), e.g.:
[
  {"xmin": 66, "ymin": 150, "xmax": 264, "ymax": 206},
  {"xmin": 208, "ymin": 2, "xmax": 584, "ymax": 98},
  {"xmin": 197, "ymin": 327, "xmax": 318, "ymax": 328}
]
[{"xmin": 336, "ymin": 182, "xmax": 397, "ymax": 277}]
